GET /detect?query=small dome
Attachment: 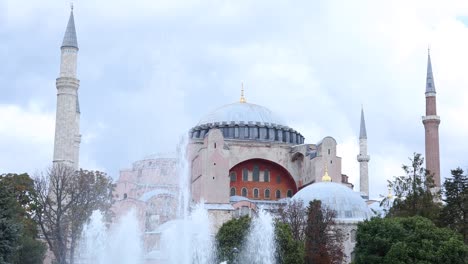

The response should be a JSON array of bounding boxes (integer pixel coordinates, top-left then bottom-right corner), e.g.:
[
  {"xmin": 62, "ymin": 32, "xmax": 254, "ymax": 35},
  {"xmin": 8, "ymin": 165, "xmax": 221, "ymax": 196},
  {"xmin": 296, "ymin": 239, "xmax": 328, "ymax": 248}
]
[
  {"xmin": 292, "ymin": 182, "xmax": 372, "ymax": 221},
  {"xmin": 197, "ymin": 102, "xmax": 287, "ymax": 127}
]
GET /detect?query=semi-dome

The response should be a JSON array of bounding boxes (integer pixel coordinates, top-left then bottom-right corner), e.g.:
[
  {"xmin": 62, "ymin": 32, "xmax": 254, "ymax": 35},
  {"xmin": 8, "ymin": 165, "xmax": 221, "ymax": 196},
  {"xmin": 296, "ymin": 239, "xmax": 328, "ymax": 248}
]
[
  {"xmin": 197, "ymin": 102, "xmax": 287, "ymax": 127},
  {"xmin": 292, "ymin": 182, "xmax": 372, "ymax": 221}
]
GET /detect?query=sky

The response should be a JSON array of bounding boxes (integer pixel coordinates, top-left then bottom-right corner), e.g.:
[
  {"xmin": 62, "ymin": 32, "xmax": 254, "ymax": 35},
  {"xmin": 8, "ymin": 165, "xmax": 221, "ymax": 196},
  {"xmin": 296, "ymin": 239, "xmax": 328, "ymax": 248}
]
[{"xmin": 1, "ymin": 0, "xmax": 468, "ymax": 199}]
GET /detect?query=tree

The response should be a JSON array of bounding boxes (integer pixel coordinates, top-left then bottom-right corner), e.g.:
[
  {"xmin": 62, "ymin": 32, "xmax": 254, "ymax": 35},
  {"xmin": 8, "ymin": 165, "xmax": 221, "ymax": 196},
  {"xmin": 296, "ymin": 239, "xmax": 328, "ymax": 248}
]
[
  {"xmin": 216, "ymin": 216, "xmax": 251, "ymax": 264},
  {"xmin": 0, "ymin": 181, "xmax": 21, "ymax": 264},
  {"xmin": 354, "ymin": 216, "xmax": 468, "ymax": 264},
  {"xmin": 0, "ymin": 173, "xmax": 46, "ymax": 264},
  {"xmin": 304, "ymin": 200, "xmax": 345, "ymax": 264},
  {"xmin": 277, "ymin": 199, "xmax": 307, "ymax": 242},
  {"xmin": 33, "ymin": 164, "xmax": 114, "ymax": 264},
  {"xmin": 383, "ymin": 153, "xmax": 441, "ymax": 221},
  {"xmin": 440, "ymin": 168, "xmax": 468, "ymax": 243},
  {"xmin": 274, "ymin": 221, "xmax": 304, "ymax": 264}
]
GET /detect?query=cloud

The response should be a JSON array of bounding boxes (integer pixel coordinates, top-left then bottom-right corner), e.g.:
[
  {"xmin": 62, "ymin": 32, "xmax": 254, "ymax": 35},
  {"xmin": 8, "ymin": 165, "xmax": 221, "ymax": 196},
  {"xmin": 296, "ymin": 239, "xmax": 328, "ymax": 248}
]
[
  {"xmin": 0, "ymin": 102, "xmax": 55, "ymax": 174},
  {"xmin": 1, "ymin": 0, "xmax": 468, "ymax": 197}
]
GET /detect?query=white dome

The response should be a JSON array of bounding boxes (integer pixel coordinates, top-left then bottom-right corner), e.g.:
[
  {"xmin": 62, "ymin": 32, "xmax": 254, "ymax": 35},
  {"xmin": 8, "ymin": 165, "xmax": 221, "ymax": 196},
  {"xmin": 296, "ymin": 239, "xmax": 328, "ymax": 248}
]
[
  {"xmin": 292, "ymin": 182, "xmax": 372, "ymax": 221},
  {"xmin": 197, "ymin": 102, "xmax": 287, "ymax": 126}
]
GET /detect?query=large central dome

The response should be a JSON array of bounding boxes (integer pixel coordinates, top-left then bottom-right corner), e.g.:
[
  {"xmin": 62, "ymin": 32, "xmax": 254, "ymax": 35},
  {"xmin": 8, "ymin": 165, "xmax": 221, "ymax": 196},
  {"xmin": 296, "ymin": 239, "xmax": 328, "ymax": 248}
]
[
  {"xmin": 190, "ymin": 100, "xmax": 304, "ymax": 144},
  {"xmin": 197, "ymin": 102, "xmax": 287, "ymax": 127}
]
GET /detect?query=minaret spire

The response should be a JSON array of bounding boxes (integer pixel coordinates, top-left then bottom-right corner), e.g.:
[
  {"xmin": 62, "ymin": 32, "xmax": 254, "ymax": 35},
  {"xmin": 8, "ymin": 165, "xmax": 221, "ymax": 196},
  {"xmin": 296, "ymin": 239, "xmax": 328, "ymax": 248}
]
[
  {"xmin": 62, "ymin": 7, "xmax": 78, "ymax": 49},
  {"xmin": 357, "ymin": 106, "xmax": 370, "ymax": 199},
  {"xmin": 426, "ymin": 49, "xmax": 436, "ymax": 95},
  {"xmin": 53, "ymin": 7, "xmax": 81, "ymax": 169},
  {"xmin": 359, "ymin": 106, "xmax": 367, "ymax": 139},
  {"xmin": 422, "ymin": 49, "xmax": 441, "ymax": 188}
]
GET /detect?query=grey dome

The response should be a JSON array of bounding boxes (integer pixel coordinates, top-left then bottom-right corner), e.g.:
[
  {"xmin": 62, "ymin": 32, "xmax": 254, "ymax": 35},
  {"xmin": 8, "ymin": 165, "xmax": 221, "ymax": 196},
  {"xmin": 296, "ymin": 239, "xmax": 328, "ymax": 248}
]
[
  {"xmin": 292, "ymin": 182, "xmax": 372, "ymax": 221},
  {"xmin": 198, "ymin": 102, "xmax": 287, "ymax": 126},
  {"xmin": 191, "ymin": 102, "xmax": 304, "ymax": 144}
]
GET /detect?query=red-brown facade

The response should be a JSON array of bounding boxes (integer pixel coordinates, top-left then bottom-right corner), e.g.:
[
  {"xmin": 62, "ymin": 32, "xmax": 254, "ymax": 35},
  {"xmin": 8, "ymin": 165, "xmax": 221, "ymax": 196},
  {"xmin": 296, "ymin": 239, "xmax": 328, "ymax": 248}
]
[{"xmin": 229, "ymin": 158, "xmax": 297, "ymax": 200}]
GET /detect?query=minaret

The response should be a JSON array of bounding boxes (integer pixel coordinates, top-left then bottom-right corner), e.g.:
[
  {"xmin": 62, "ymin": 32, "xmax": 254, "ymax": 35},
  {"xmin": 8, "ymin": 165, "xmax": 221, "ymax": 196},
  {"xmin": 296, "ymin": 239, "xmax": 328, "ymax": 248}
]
[
  {"xmin": 53, "ymin": 7, "xmax": 81, "ymax": 170},
  {"xmin": 422, "ymin": 50, "xmax": 441, "ymax": 187},
  {"xmin": 357, "ymin": 107, "xmax": 370, "ymax": 199}
]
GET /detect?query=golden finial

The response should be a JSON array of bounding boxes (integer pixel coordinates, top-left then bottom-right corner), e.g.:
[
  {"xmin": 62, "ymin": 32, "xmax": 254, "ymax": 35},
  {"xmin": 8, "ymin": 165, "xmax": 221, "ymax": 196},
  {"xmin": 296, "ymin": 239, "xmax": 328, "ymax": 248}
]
[
  {"xmin": 240, "ymin": 81, "xmax": 246, "ymax": 103},
  {"xmin": 322, "ymin": 162, "xmax": 332, "ymax": 182},
  {"xmin": 387, "ymin": 187, "xmax": 393, "ymax": 199}
]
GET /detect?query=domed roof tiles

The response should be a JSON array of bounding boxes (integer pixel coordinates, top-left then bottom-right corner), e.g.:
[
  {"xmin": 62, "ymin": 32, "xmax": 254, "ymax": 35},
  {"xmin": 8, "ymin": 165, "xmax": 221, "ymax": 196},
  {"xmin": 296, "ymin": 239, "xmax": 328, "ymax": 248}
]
[
  {"xmin": 292, "ymin": 182, "xmax": 372, "ymax": 221},
  {"xmin": 197, "ymin": 102, "xmax": 287, "ymax": 127}
]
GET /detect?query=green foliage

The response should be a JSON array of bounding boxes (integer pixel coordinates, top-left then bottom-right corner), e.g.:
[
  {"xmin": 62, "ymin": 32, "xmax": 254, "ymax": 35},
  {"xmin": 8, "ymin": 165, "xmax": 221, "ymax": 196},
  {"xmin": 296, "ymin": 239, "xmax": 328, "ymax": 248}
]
[
  {"xmin": 354, "ymin": 216, "xmax": 468, "ymax": 264},
  {"xmin": 0, "ymin": 173, "xmax": 46, "ymax": 264},
  {"xmin": 304, "ymin": 200, "xmax": 344, "ymax": 264},
  {"xmin": 0, "ymin": 182, "xmax": 21, "ymax": 264},
  {"xmin": 14, "ymin": 235, "xmax": 47, "ymax": 264},
  {"xmin": 215, "ymin": 216, "xmax": 251, "ymax": 264},
  {"xmin": 383, "ymin": 153, "xmax": 441, "ymax": 221},
  {"xmin": 440, "ymin": 168, "xmax": 468, "ymax": 244},
  {"xmin": 274, "ymin": 221, "xmax": 304, "ymax": 264}
]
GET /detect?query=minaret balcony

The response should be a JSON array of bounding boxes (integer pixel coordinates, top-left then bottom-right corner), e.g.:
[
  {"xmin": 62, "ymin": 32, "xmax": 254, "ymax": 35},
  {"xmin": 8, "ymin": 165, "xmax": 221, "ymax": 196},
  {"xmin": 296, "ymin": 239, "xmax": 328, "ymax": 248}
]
[
  {"xmin": 422, "ymin": 115, "xmax": 441, "ymax": 125},
  {"xmin": 357, "ymin": 154, "xmax": 370, "ymax": 162},
  {"xmin": 421, "ymin": 115, "xmax": 440, "ymax": 121}
]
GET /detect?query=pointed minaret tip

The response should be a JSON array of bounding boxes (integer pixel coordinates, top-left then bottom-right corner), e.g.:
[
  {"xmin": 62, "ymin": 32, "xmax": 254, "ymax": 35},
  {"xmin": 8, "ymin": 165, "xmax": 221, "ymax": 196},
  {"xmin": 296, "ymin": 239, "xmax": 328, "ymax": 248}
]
[
  {"xmin": 61, "ymin": 6, "xmax": 78, "ymax": 49},
  {"xmin": 426, "ymin": 49, "xmax": 436, "ymax": 94},
  {"xmin": 359, "ymin": 106, "xmax": 367, "ymax": 139}
]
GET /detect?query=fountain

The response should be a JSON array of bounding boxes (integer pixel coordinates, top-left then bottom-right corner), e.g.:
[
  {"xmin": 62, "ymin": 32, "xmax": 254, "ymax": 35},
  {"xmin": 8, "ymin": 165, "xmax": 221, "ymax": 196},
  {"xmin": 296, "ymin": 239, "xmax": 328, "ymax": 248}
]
[
  {"xmin": 77, "ymin": 135, "xmax": 277, "ymax": 264},
  {"xmin": 77, "ymin": 210, "xmax": 143, "ymax": 264},
  {"xmin": 239, "ymin": 209, "xmax": 277, "ymax": 264}
]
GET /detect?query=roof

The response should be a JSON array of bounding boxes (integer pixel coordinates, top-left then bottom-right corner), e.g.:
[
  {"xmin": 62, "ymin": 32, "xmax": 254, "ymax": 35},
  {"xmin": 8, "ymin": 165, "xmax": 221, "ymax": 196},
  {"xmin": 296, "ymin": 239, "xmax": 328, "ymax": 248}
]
[
  {"xmin": 426, "ymin": 51, "xmax": 436, "ymax": 94},
  {"xmin": 292, "ymin": 182, "xmax": 372, "ymax": 221},
  {"xmin": 61, "ymin": 10, "xmax": 78, "ymax": 49},
  {"xmin": 197, "ymin": 102, "xmax": 287, "ymax": 127},
  {"xmin": 360, "ymin": 107, "xmax": 367, "ymax": 139}
]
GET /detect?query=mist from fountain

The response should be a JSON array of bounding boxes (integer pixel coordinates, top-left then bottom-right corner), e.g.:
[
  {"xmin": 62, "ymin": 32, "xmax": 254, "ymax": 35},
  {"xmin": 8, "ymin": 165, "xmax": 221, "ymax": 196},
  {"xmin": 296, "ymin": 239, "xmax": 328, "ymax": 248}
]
[
  {"xmin": 239, "ymin": 209, "xmax": 277, "ymax": 264},
  {"xmin": 77, "ymin": 209, "xmax": 143, "ymax": 264},
  {"xmin": 77, "ymin": 135, "xmax": 278, "ymax": 264},
  {"xmin": 157, "ymin": 135, "xmax": 216, "ymax": 264}
]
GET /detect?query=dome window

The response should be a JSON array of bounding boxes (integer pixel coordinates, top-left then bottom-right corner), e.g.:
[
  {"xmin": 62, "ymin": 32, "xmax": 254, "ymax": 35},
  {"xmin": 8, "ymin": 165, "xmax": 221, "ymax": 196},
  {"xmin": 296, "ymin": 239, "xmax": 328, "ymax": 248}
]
[
  {"xmin": 242, "ymin": 168, "xmax": 248, "ymax": 181},
  {"xmin": 253, "ymin": 165, "xmax": 260, "ymax": 182},
  {"xmin": 253, "ymin": 188, "xmax": 259, "ymax": 199},
  {"xmin": 264, "ymin": 170, "xmax": 270, "ymax": 182},
  {"xmin": 241, "ymin": 188, "xmax": 247, "ymax": 197},
  {"xmin": 230, "ymin": 172, "xmax": 237, "ymax": 182},
  {"xmin": 276, "ymin": 175, "xmax": 281, "ymax": 184}
]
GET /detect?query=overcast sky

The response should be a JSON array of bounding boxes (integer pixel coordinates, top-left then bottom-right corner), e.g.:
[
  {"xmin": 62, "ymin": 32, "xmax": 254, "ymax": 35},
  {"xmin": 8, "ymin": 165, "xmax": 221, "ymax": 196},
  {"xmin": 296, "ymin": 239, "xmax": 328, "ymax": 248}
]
[{"xmin": 1, "ymin": 0, "xmax": 467, "ymax": 199}]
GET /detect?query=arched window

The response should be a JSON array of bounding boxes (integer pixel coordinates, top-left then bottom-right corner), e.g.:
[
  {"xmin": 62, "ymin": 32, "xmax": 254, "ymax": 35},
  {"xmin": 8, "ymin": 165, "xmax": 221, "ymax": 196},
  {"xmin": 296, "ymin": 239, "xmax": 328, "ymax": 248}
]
[
  {"xmin": 264, "ymin": 170, "xmax": 270, "ymax": 182},
  {"xmin": 276, "ymin": 175, "xmax": 281, "ymax": 183},
  {"xmin": 230, "ymin": 187, "xmax": 236, "ymax": 196},
  {"xmin": 265, "ymin": 189, "xmax": 270, "ymax": 199},
  {"xmin": 253, "ymin": 165, "xmax": 260, "ymax": 182},
  {"xmin": 230, "ymin": 172, "xmax": 237, "ymax": 182},
  {"xmin": 242, "ymin": 168, "xmax": 248, "ymax": 181},
  {"xmin": 241, "ymin": 188, "xmax": 247, "ymax": 197},
  {"xmin": 287, "ymin": 189, "xmax": 293, "ymax": 198},
  {"xmin": 253, "ymin": 188, "xmax": 259, "ymax": 199},
  {"xmin": 275, "ymin": 190, "xmax": 281, "ymax": 199},
  {"xmin": 123, "ymin": 193, "xmax": 128, "ymax": 199}
]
